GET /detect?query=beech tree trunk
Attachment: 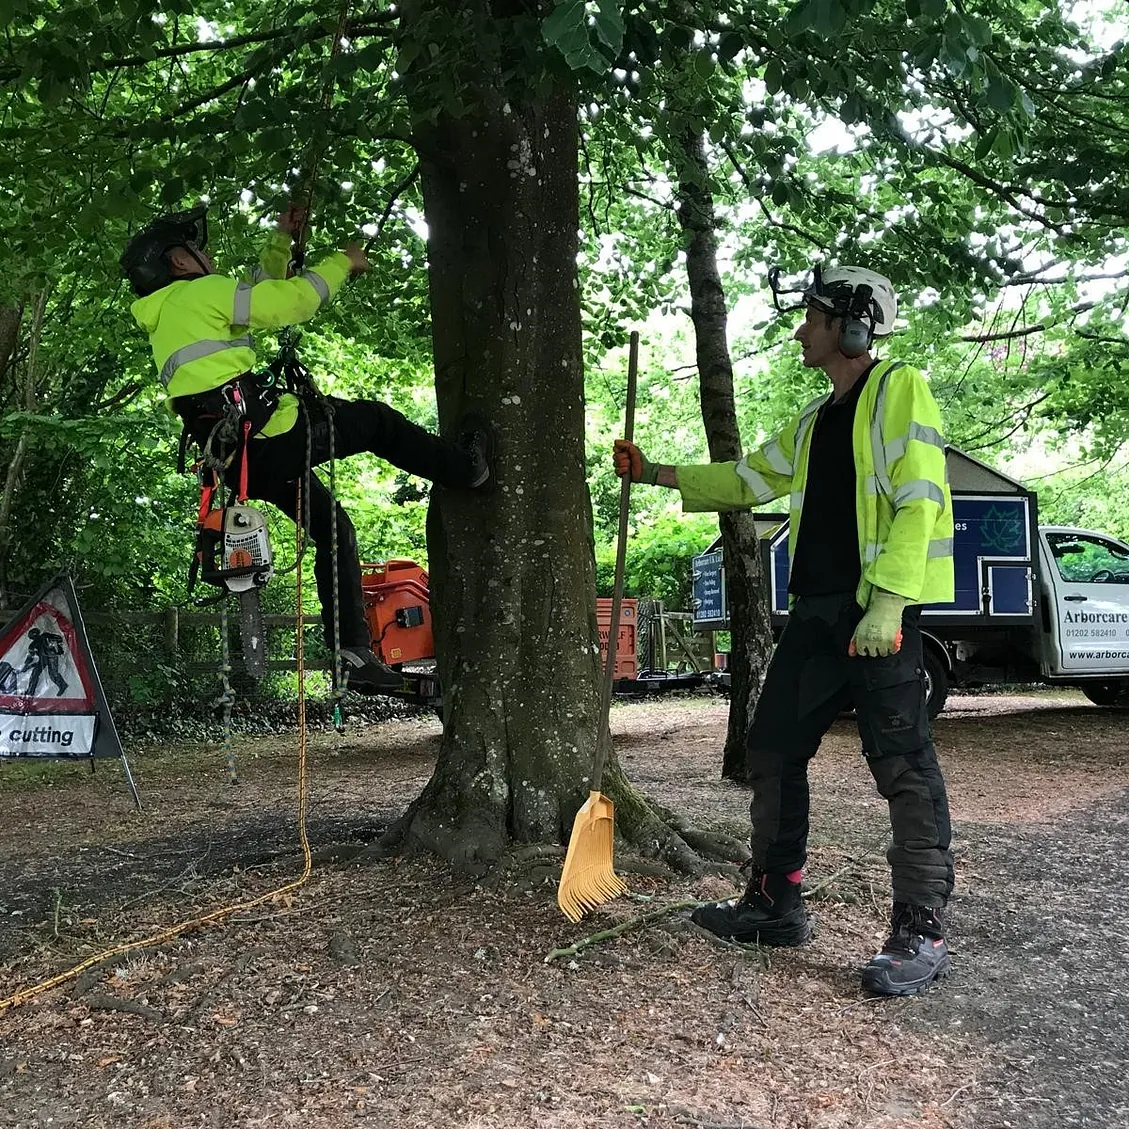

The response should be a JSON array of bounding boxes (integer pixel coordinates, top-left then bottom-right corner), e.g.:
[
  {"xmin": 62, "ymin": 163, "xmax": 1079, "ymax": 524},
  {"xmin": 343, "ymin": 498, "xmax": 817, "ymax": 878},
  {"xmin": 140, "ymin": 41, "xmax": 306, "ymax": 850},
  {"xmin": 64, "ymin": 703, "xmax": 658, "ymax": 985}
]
[
  {"xmin": 0, "ymin": 296, "xmax": 41, "ymax": 605},
  {"xmin": 375, "ymin": 5, "xmax": 750, "ymax": 879},
  {"xmin": 387, "ymin": 13, "xmax": 607, "ymax": 869},
  {"xmin": 674, "ymin": 130, "xmax": 773, "ymax": 784}
]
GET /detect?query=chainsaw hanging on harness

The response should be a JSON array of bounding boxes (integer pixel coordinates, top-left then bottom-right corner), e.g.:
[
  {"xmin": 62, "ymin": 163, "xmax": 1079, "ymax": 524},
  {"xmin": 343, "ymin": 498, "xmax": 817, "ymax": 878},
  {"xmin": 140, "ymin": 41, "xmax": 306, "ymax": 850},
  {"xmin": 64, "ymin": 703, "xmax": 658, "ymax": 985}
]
[{"xmin": 186, "ymin": 417, "xmax": 275, "ymax": 680}]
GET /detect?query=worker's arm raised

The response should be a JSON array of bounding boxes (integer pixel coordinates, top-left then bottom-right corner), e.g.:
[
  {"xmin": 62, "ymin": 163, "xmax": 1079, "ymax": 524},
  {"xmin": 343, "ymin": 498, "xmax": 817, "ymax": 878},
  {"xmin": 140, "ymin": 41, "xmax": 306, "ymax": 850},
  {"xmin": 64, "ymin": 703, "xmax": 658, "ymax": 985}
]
[{"xmin": 230, "ymin": 245, "xmax": 366, "ymax": 331}]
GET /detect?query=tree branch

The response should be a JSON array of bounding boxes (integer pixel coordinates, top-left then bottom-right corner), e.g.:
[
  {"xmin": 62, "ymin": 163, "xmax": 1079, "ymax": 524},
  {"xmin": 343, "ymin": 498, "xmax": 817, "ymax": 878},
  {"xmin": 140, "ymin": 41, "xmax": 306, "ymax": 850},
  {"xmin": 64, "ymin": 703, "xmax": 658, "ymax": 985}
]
[
  {"xmin": 1002, "ymin": 269, "xmax": 1129, "ymax": 287},
  {"xmin": 543, "ymin": 899, "xmax": 701, "ymax": 963},
  {"xmin": 0, "ymin": 12, "xmax": 399, "ymax": 84},
  {"xmin": 363, "ymin": 164, "xmax": 420, "ymax": 251},
  {"xmin": 719, "ymin": 138, "xmax": 828, "ymax": 251},
  {"xmin": 961, "ymin": 301, "xmax": 1096, "ymax": 342}
]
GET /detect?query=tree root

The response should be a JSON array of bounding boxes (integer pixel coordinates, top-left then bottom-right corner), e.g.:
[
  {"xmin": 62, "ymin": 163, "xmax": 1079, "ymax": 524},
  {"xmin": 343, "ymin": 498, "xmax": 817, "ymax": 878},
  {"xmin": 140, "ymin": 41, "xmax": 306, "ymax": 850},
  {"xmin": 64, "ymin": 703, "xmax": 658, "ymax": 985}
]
[
  {"xmin": 614, "ymin": 856, "xmax": 679, "ymax": 879},
  {"xmin": 614, "ymin": 813, "xmax": 747, "ymax": 880},
  {"xmin": 342, "ymin": 774, "xmax": 750, "ymax": 890},
  {"xmin": 543, "ymin": 900, "xmax": 701, "ymax": 963},
  {"xmin": 84, "ymin": 993, "xmax": 163, "ymax": 1024}
]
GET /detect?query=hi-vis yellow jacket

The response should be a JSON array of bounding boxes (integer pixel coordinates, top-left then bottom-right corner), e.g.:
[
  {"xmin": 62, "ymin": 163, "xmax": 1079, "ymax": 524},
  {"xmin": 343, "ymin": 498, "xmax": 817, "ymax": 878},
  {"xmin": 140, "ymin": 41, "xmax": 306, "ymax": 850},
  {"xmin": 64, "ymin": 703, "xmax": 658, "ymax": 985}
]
[
  {"xmin": 677, "ymin": 359, "xmax": 955, "ymax": 607},
  {"xmin": 130, "ymin": 230, "xmax": 350, "ymax": 437}
]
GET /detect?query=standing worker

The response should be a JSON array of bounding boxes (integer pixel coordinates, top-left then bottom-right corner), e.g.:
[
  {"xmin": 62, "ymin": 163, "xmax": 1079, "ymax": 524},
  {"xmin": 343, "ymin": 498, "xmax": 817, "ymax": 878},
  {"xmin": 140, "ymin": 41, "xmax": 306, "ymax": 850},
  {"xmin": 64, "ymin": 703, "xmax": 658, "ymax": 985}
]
[
  {"xmin": 613, "ymin": 266, "xmax": 955, "ymax": 996},
  {"xmin": 121, "ymin": 202, "xmax": 493, "ymax": 694}
]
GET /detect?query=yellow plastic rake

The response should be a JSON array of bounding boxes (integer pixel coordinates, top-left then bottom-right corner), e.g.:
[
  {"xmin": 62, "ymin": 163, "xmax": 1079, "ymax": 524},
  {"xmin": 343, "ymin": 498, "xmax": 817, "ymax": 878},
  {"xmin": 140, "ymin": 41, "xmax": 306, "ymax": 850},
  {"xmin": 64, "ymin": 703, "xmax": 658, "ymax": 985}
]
[{"xmin": 557, "ymin": 332, "xmax": 639, "ymax": 922}]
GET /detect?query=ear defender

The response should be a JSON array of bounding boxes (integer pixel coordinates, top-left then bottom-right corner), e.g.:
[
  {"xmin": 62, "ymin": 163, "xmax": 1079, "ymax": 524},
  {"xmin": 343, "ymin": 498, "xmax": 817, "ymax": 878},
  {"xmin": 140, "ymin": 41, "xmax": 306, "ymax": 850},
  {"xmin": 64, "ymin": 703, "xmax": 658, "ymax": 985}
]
[
  {"xmin": 838, "ymin": 318, "xmax": 872, "ymax": 357},
  {"xmin": 838, "ymin": 283, "xmax": 876, "ymax": 357}
]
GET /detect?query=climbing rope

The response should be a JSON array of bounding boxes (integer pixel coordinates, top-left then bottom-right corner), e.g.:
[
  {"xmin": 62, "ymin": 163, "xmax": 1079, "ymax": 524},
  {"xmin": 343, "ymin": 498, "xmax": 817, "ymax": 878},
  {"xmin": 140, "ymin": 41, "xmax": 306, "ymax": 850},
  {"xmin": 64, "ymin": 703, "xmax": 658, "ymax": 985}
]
[
  {"xmin": 0, "ymin": 499, "xmax": 313, "ymax": 1017},
  {"xmin": 289, "ymin": 0, "xmax": 353, "ymax": 272},
  {"xmin": 0, "ymin": 4, "xmax": 367, "ymax": 1020},
  {"xmin": 217, "ymin": 595, "xmax": 239, "ymax": 785}
]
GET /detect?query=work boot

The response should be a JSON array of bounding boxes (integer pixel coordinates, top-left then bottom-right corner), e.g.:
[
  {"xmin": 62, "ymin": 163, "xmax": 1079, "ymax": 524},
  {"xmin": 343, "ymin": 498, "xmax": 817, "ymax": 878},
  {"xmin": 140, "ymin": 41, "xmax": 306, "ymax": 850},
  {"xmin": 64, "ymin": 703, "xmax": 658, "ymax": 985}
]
[
  {"xmin": 339, "ymin": 647, "xmax": 405, "ymax": 694},
  {"xmin": 690, "ymin": 867, "xmax": 812, "ymax": 946},
  {"xmin": 457, "ymin": 413, "xmax": 495, "ymax": 489},
  {"xmin": 861, "ymin": 902, "xmax": 951, "ymax": 996}
]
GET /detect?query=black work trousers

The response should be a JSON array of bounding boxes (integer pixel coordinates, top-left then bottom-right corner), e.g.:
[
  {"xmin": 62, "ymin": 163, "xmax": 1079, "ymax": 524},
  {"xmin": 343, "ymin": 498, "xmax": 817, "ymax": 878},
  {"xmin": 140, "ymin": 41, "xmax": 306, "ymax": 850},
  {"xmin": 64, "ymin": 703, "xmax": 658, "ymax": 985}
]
[
  {"xmin": 205, "ymin": 396, "xmax": 474, "ymax": 651},
  {"xmin": 747, "ymin": 593, "xmax": 954, "ymax": 907}
]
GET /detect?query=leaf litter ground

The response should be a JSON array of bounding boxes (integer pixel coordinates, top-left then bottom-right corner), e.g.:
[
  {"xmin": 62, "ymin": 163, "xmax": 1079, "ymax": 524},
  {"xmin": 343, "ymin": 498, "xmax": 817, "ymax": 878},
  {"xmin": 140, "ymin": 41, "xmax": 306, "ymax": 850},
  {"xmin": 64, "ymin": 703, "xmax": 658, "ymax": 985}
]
[{"xmin": 1, "ymin": 690, "xmax": 1126, "ymax": 1129}]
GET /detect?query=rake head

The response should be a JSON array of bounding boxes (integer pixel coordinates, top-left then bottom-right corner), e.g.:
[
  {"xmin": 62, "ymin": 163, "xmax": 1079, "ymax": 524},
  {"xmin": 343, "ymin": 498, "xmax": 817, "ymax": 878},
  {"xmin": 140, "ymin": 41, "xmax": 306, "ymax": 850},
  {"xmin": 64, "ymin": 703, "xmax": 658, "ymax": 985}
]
[{"xmin": 557, "ymin": 790, "xmax": 629, "ymax": 923}]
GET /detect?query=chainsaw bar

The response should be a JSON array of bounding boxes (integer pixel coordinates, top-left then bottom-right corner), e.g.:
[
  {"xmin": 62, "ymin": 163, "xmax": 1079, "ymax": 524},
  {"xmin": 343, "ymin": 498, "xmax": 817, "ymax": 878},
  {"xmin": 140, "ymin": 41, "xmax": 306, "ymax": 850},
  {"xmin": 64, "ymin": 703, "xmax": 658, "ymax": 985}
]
[{"xmin": 238, "ymin": 588, "xmax": 268, "ymax": 679}]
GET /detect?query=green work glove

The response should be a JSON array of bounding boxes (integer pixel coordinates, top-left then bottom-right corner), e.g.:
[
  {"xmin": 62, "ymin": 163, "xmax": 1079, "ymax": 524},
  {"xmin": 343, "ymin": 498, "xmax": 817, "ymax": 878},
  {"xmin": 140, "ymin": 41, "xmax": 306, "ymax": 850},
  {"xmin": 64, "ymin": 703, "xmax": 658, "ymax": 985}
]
[{"xmin": 850, "ymin": 590, "xmax": 906, "ymax": 657}]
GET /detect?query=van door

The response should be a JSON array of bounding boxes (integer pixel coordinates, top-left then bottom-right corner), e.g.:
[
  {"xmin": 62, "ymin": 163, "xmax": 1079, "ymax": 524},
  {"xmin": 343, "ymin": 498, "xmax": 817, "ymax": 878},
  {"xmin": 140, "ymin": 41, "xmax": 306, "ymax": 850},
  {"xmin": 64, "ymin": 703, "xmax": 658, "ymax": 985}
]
[{"xmin": 1042, "ymin": 530, "xmax": 1129, "ymax": 673}]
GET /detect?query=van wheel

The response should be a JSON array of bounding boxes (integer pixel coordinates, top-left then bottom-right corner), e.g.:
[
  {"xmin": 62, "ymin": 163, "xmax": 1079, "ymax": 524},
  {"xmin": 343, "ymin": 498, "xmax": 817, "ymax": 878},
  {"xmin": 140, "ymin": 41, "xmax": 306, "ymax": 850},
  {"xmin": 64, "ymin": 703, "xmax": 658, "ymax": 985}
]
[
  {"xmin": 923, "ymin": 647, "xmax": 949, "ymax": 720},
  {"xmin": 1081, "ymin": 681, "xmax": 1129, "ymax": 708}
]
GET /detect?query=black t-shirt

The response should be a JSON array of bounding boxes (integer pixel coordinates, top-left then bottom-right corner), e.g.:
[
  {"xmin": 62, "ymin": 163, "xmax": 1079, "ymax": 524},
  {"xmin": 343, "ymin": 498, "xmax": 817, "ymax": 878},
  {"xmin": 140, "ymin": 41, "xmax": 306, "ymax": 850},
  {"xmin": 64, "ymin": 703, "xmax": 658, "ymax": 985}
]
[{"xmin": 788, "ymin": 363, "xmax": 876, "ymax": 597}]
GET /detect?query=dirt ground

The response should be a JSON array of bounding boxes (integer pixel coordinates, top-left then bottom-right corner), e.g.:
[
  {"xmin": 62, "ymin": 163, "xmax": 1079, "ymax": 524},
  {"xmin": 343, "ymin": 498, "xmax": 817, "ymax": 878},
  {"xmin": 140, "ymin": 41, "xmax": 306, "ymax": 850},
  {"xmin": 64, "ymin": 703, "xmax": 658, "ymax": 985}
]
[{"xmin": 1, "ymin": 689, "xmax": 1127, "ymax": 1129}]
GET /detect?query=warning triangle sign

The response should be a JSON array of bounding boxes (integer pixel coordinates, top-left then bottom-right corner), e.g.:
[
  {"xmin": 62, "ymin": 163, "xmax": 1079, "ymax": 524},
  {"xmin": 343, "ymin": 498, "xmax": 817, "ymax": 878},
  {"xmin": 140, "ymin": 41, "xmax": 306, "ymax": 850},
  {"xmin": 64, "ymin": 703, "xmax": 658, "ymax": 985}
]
[{"xmin": 0, "ymin": 574, "xmax": 124, "ymax": 761}]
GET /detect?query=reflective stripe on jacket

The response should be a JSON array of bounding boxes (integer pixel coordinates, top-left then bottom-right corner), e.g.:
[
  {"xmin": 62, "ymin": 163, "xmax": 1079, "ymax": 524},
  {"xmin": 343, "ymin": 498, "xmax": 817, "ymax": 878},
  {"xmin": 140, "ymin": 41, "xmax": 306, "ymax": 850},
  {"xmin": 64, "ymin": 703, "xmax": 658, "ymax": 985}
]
[
  {"xmin": 675, "ymin": 359, "xmax": 955, "ymax": 607},
  {"xmin": 130, "ymin": 230, "xmax": 351, "ymax": 437}
]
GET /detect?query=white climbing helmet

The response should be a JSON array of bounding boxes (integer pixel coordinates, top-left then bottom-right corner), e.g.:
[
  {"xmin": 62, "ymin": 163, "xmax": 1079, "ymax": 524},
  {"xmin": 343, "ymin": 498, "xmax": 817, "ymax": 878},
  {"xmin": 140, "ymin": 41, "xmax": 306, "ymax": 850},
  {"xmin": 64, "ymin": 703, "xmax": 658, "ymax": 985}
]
[{"xmin": 805, "ymin": 265, "xmax": 898, "ymax": 337}]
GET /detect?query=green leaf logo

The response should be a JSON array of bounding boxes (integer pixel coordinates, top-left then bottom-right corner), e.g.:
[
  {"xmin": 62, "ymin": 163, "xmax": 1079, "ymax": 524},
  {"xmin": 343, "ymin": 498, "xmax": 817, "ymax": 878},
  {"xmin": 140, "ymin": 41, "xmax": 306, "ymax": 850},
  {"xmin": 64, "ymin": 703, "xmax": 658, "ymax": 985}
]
[{"xmin": 980, "ymin": 504, "xmax": 1024, "ymax": 554}]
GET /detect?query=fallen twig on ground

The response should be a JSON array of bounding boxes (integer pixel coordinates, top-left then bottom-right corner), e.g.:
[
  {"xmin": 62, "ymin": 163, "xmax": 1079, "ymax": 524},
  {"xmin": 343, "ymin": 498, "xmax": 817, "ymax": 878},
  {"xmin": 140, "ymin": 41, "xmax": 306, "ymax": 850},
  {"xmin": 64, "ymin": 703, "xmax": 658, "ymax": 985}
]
[
  {"xmin": 543, "ymin": 900, "xmax": 701, "ymax": 963},
  {"xmin": 802, "ymin": 838, "xmax": 889, "ymax": 900}
]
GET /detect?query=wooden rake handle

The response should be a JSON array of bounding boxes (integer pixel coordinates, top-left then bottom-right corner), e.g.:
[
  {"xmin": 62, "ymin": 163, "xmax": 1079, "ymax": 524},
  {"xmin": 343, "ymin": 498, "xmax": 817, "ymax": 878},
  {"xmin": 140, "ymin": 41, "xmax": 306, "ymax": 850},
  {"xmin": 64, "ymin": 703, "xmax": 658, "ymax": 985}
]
[{"xmin": 589, "ymin": 331, "xmax": 639, "ymax": 792}]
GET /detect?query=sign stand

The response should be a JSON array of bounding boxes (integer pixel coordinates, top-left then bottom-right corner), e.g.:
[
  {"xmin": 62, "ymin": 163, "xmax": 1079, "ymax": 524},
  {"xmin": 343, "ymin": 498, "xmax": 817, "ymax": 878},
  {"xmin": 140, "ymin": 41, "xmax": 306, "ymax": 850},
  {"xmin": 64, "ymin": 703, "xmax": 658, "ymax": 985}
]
[{"xmin": 0, "ymin": 574, "xmax": 140, "ymax": 809}]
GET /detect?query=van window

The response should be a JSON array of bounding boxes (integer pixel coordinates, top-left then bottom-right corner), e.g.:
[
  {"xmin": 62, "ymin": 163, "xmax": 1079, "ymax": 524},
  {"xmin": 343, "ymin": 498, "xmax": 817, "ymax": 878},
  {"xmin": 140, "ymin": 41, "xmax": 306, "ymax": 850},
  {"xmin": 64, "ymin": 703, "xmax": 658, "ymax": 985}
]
[{"xmin": 1046, "ymin": 532, "xmax": 1129, "ymax": 584}]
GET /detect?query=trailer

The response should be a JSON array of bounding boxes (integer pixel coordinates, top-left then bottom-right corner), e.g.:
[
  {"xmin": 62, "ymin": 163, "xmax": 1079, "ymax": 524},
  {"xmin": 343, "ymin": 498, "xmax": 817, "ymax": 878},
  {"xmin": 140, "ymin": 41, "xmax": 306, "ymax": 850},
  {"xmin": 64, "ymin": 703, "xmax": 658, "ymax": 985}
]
[{"xmin": 691, "ymin": 447, "xmax": 1129, "ymax": 717}]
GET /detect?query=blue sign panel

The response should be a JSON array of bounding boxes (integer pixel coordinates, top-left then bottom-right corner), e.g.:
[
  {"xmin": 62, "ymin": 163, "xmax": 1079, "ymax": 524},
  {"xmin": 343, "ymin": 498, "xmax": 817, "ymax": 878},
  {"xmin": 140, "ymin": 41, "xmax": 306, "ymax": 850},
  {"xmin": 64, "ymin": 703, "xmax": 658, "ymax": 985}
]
[
  {"xmin": 931, "ymin": 495, "xmax": 1031, "ymax": 614},
  {"xmin": 691, "ymin": 551, "xmax": 726, "ymax": 624},
  {"xmin": 764, "ymin": 494, "xmax": 1032, "ymax": 618}
]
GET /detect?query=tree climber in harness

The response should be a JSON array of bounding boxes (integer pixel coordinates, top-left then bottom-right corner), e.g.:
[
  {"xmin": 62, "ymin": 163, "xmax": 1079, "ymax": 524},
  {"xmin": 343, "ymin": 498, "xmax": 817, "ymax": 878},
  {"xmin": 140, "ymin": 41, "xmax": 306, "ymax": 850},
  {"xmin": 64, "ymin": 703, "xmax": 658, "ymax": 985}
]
[
  {"xmin": 614, "ymin": 266, "xmax": 956, "ymax": 997},
  {"xmin": 121, "ymin": 203, "xmax": 493, "ymax": 694}
]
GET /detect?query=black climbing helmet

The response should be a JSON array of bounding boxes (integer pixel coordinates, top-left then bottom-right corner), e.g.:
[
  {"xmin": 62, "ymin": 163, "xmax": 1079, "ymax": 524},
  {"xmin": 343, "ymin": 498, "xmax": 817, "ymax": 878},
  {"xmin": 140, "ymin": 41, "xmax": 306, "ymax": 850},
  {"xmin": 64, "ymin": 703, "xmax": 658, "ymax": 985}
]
[{"xmin": 120, "ymin": 205, "xmax": 209, "ymax": 297}]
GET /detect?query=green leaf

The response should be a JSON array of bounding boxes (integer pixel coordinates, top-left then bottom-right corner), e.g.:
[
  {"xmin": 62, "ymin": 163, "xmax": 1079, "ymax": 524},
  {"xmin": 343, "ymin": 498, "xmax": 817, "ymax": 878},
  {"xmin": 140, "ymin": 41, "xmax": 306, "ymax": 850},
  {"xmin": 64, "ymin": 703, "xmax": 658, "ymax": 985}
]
[
  {"xmin": 764, "ymin": 58, "xmax": 784, "ymax": 94},
  {"xmin": 985, "ymin": 75, "xmax": 1015, "ymax": 112},
  {"xmin": 784, "ymin": 0, "xmax": 811, "ymax": 36},
  {"xmin": 812, "ymin": 0, "xmax": 847, "ymax": 37},
  {"xmin": 160, "ymin": 177, "xmax": 185, "ymax": 205},
  {"xmin": 542, "ymin": 0, "xmax": 585, "ymax": 49},
  {"xmin": 693, "ymin": 49, "xmax": 715, "ymax": 79},
  {"xmin": 718, "ymin": 31, "xmax": 744, "ymax": 63},
  {"xmin": 920, "ymin": 0, "xmax": 945, "ymax": 20},
  {"xmin": 963, "ymin": 15, "xmax": 992, "ymax": 46},
  {"xmin": 128, "ymin": 167, "xmax": 155, "ymax": 193},
  {"xmin": 992, "ymin": 128, "xmax": 1014, "ymax": 159},
  {"xmin": 356, "ymin": 41, "xmax": 385, "ymax": 72},
  {"xmin": 36, "ymin": 74, "xmax": 66, "ymax": 105},
  {"xmin": 592, "ymin": 0, "xmax": 624, "ymax": 54}
]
